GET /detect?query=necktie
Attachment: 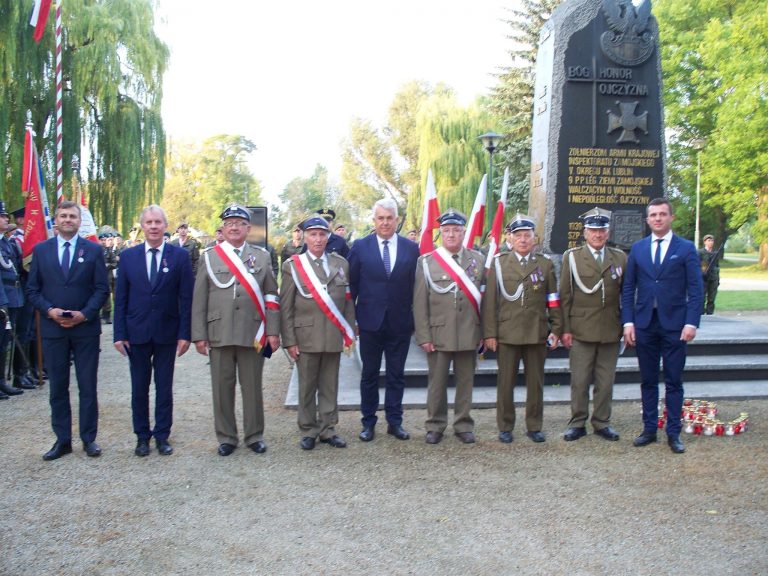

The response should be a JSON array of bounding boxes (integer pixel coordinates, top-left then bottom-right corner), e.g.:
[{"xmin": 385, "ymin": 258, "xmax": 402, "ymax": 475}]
[
  {"xmin": 314, "ymin": 257, "xmax": 327, "ymax": 280},
  {"xmin": 149, "ymin": 248, "xmax": 159, "ymax": 285},
  {"xmin": 233, "ymin": 248, "xmax": 240, "ymax": 257},
  {"xmin": 61, "ymin": 242, "xmax": 71, "ymax": 276},
  {"xmin": 654, "ymin": 238, "xmax": 663, "ymax": 270},
  {"xmin": 383, "ymin": 240, "xmax": 391, "ymax": 277},
  {"xmin": 595, "ymin": 250, "xmax": 603, "ymax": 266},
  {"xmin": 521, "ymin": 256, "xmax": 527, "ymax": 268}
]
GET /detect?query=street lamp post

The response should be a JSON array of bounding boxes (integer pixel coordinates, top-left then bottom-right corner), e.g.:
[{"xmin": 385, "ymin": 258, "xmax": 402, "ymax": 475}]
[
  {"xmin": 478, "ymin": 131, "xmax": 503, "ymax": 234},
  {"xmin": 692, "ymin": 139, "xmax": 706, "ymax": 247}
]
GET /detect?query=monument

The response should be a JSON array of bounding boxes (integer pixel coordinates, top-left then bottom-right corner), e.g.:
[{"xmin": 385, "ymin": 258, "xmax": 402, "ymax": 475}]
[{"xmin": 529, "ymin": 0, "xmax": 665, "ymax": 254}]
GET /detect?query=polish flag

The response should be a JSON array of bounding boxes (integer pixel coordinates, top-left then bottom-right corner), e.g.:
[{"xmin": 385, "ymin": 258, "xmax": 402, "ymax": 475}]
[
  {"xmin": 76, "ymin": 186, "xmax": 100, "ymax": 243},
  {"xmin": 463, "ymin": 174, "xmax": 487, "ymax": 249},
  {"xmin": 418, "ymin": 169, "xmax": 440, "ymax": 255},
  {"xmin": 29, "ymin": 0, "xmax": 52, "ymax": 43},
  {"xmin": 484, "ymin": 167, "xmax": 510, "ymax": 270}
]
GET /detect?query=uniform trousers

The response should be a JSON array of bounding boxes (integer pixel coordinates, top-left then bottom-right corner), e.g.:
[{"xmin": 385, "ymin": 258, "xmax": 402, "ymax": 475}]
[
  {"xmin": 297, "ymin": 351, "xmax": 340, "ymax": 439},
  {"xmin": 209, "ymin": 345, "xmax": 265, "ymax": 446},
  {"xmin": 703, "ymin": 273, "xmax": 719, "ymax": 315},
  {"xmin": 496, "ymin": 342, "xmax": 546, "ymax": 433},
  {"xmin": 567, "ymin": 339, "xmax": 620, "ymax": 430},
  {"xmin": 636, "ymin": 310, "xmax": 687, "ymax": 437},
  {"xmin": 425, "ymin": 350, "xmax": 475, "ymax": 433}
]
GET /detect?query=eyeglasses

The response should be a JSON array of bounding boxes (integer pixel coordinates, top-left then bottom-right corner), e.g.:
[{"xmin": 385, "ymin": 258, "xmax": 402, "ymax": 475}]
[{"xmin": 222, "ymin": 221, "xmax": 249, "ymax": 228}]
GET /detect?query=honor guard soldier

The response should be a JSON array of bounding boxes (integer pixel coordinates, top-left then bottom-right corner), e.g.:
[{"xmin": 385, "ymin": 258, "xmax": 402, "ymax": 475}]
[
  {"xmin": 560, "ymin": 207, "xmax": 627, "ymax": 442},
  {"xmin": 99, "ymin": 233, "xmax": 118, "ymax": 324},
  {"xmin": 280, "ymin": 216, "xmax": 355, "ymax": 450},
  {"xmin": 191, "ymin": 203, "xmax": 281, "ymax": 457},
  {"xmin": 481, "ymin": 214, "xmax": 562, "ymax": 443},
  {"xmin": 698, "ymin": 234, "xmax": 720, "ymax": 315},
  {"xmin": 280, "ymin": 224, "xmax": 304, "ymax": 266},
  {"xmin": 414, "ymin": 209, "xmax": 485, "ymax": 444}
]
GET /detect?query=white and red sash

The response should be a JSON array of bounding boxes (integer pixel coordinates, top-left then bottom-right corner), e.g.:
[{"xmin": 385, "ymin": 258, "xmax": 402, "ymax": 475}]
[
  {"xmin": 430, "ymin": 247, "xmax": 483, "ymax": 317},
  {"xmin": 212, "ymin": 243, "xmax": 278, "ymax": 351},
  {"xmin": 290, "ymin": 253, "xmax": 354, "ymax": 347}
]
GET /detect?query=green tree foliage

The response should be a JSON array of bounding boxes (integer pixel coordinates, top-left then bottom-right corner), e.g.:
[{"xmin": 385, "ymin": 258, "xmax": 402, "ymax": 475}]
[
  {"xmin": 488, "ymin": 0, "xmax": 561, "ymax": 213},
  {"xmin": 656, "ymin": 0, "xmax": 768, "ymax": 266},
  {"xmin": 162, "ymin": 135, "xmax": 262, "ymax": 236},
  {"xmin": 0, "ymin": 0, "xmax": 168, "ymax": 233}
]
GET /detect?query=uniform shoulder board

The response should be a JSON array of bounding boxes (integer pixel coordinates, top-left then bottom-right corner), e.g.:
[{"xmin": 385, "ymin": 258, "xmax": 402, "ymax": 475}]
[
  {"xmin": 251, "ymin": 244, "xmax": 268, "ymax": 253},
  {"xmin": 563, "ymin": 247, "xmax": 579, "ymax": 256},
  {"xmin": 540, "ymin": 253, "xmax": 552, "ymax": 260},
  {"xmin": 607, "ymin": 247, "xmax": 625, "ymax": 255},
  {"xmin": 201, "ymin": 245, "xmax": 216, "ymax": 254},
  {"xmin": 493, "ymin": 251, "xmax": 507, "ymax": 261},
  {"xmin": 328, "ymin": 252, "xmax": 345, "ymax": 261}
]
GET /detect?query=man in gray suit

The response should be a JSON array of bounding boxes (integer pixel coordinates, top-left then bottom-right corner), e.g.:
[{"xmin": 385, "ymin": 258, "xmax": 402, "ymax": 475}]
[
  {"xmin": 280, "ymin": 216, "xmax": 355, "ymax": 450},
  {"xmin": 560, "ymin": 207, "xmax": 626, "ymax": 442},
  {"xmin": 191, "ymin": 204, "xmax": 280, "ymax": 456}
]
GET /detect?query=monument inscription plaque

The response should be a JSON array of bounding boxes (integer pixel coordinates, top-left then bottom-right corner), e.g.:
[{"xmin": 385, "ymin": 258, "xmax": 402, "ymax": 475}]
[{"xmin": 529, "ymin": 0, "xmax": 665, "ymax": 253}]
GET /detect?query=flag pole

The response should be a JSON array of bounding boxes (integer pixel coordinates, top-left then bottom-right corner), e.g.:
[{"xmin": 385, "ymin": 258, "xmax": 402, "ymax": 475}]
[{"xmin": 55, "ymin": 1, "xmax": 63, "ymax": 205}]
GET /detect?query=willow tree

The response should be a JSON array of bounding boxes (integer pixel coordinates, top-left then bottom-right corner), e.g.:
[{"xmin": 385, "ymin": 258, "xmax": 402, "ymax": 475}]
[
  {"xmin": 406, "ymin": 92, "xmax": 496, "ymax": 232},
  {"xmin": 488, "ymin": 0, "xmax": 562, "ymax": 211},
  {"xmin": 0, "ymin": 0, "xmax": 168, "ymax": 233}
]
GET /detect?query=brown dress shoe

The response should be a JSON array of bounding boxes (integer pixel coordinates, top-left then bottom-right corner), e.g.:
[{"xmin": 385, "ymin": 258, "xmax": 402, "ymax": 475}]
[
  {"xmin": 425, "ymin": 431, "xmax": 443, "ymax": 444},
  {"xmin": 455, "ymin": 431, "xmax": 476, "ymax": 444}
]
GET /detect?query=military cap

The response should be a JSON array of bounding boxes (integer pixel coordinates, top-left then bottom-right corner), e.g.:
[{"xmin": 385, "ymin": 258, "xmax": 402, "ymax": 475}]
[
  {"xmin": 220, "ymin": 203, "xmax": 251, "ymax": 221},
  {"xmin": 437, "ymin": 208, "xmax": 467, "ymax": 227},
  {"xmin": 505, "ymin": 213, "xmax": 535, "ymax": 233},
  {"xmin": 292, "ymin": 224, "xmax": 302, "ymax": 232},
  {"xmin": 579, "ymin": 206, "xmax": 612, "ymax": 229},
  {"xmin": 301, "ymin": 216, "xmax": 330, "ymax": 232},
  {"xmin": 176, "ymin": 223, "xmax": 189, "ymax": 229},
  {"xmin": 703, "ymin": 234, "xmax": 714, "ymax": 241},
  {"xmin": 316, "ymin": 208, "xmax": 336, "ymax": 221},
  {"xmin": 98, "ymin": 232, "xmax": 108, "ymax": 239},
  {"xmin": 10, "ymin": 207, "xmax": 24, "ymax": 219},
  {"xmin": 163, "ymin": 232, "xmax": 171, "ymax": 238},
  {"xmin": 0, "ymin": 201, "xmax": 8, "ymax": 217}
]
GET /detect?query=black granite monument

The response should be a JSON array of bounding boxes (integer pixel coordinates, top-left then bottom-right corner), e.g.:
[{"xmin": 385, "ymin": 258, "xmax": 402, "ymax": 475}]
[{"xmin": 529, "ymin": 0, "xmax": 665, "ymax": 253}]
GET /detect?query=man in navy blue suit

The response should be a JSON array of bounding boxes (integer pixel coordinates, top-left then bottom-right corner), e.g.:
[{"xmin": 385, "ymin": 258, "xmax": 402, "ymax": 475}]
[
  {"xmin": 348, "ymin": 198, "xmax": 419, "ymax": 441},
  {"xmin": 621, "ymin": 198, "xmax": 703, "ymax": 454},
  {"xmin": 113, "ymin": 205, "xmax": 193, "ymax": 457},
  {"xmin": 27, "ymin": 201, "xmax": 110, "ymax": 461}
]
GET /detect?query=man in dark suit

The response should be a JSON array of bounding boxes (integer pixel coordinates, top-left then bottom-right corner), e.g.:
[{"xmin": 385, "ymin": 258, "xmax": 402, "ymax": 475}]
[
  {"xmin": 348, "ymin": 198, "xmax": 419, "ymax": 441},
  {"xmin": 621, "ymin": 198, "xmax": 703, "ymax": 454},
  {"xmin": 113, "ymin": 205, "xmax": 194, "ymax": 457},
  {"xmin": 27, "ymin": 200, "xmax": 110, "ymax": 460}
]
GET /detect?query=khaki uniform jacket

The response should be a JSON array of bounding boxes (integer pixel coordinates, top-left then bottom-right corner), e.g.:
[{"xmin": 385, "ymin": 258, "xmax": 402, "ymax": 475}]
[
  {"xmin": 280, "ymin": 253, "xmax": 355, "ymax": 353},
  {"xmin": 414, "ymin": 247, "xmax": 485, "ymax": 351},
  {"xmin": 482, "ymin": 251, "xmax": 562, "ymax": 345},
  {"xmin": 191, "ymin": 243, "xmax": 279, "ymax": 347},
  {"xmin": 560, "ymin": 245, "xmax": 627, "ymax": 343}
]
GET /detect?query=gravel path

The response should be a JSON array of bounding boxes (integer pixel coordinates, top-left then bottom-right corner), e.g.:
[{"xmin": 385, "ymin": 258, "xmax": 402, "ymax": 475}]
[{"xmin": 1, "ymin": 324, "xmax": 766, "ymax": 575}]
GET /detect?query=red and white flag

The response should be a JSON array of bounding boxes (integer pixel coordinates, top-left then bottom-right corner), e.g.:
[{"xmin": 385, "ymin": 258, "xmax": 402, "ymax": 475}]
[
  {"xmin": 484, "ymin": 167, "xmax": 510, "ymax": 270},
  {"xmin": 21, "ymin": 127, "xmax": 54, "ymax": 267},
  {"xmin": 463, "ymin": 174, "xmax": 487, "ymax": 250},
  {"xmin": 418, "ymin": 169, "xmax": 440, "ymax": 255},
  {"xmin": 29, "ymin": 0, "xmax": 52, "ymax": 43},
  {"xmin": 77, "ymin": 189, "xmax": 99, "ymax": 243}
]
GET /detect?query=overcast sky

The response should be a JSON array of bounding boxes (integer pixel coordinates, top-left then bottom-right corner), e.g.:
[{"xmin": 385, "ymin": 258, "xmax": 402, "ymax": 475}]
[{"xmin": 157, "ymin": 1, "xmax": 514, "ymax": 205}]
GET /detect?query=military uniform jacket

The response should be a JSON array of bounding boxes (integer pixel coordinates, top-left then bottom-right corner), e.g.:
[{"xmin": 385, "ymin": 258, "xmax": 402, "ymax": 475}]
[
  {"xmin": 279, "ymin": 253, "xmax": 355, "ymax": 353},
  {"xmin": 560, "ymin": 245, "xmax": 627, "ymax": 343},
  {"xmin": 0, "ymin": 236, "xmax": 23, "ymax": 308},
  {"xmin": 698, "ymin": 248, "xmax": 720, "ymax": 278},
  {"xmin": 191, "ymin": 242, "xmax": 279, "ymax": 347},
  {"xmin": 481, "ymin": 251, "xmax": 562, "ymax": 345},
  {"xmin": 413, "ymin": 247, "xmax": 485, "ymax": 351}
]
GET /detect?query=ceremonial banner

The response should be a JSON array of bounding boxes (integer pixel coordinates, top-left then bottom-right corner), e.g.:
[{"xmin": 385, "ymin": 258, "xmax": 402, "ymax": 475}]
[
  {"xmin": 21, "ymin": 127, "xmax": 53, "ymax": 267},
  {"xmin": 483, "ymin": 168, "xmax": 509, "ymax": 270},
  {"xmin": 29, "ymin": 0, "xmax": 52, "ymax": 42},
  {"xmin": 463, "ymin": 175, "xmax": 487, "ymax": 250},
  {"xmin": 419, "ymin": 169, "xmax": 440, "ymax": 255}
]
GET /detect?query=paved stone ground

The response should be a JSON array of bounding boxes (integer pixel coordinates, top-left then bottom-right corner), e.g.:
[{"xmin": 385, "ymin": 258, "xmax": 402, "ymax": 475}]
[{"xmin": 1, "ymin": 324, "xmax": 766, "ymax": 575}]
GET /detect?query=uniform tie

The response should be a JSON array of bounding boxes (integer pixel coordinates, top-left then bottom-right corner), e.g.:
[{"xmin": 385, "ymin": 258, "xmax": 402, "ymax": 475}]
[
  {"xmin": 595, "ymin": 250, "xmax": 603, "ymax": 266},
  {"xmin": 520, "ymin": 256, "xmax": 527, "ymax": 268},
  {"xmin": 61, "ymin": 241, "xmax": 71, "ymax": 276},
  {"xmin": 149, "ymin": 248, "xmax": 159, "ymax": 285},
  {"xmin": 383, "ymin": 240, "xmax": 391, "ymax": 277}
]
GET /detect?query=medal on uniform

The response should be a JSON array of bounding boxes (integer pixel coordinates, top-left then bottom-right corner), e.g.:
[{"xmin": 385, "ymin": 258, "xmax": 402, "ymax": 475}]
[
  {"xmin": 247, "ymin": 255, "xmax": 256, "ymax": 273},
  {"xmin": 77, "ymin": 248, "xmax": 85, "ymax": 263},
  {"xmin": 162, "ymin": 258, "xmax": 169, "ymax": 273}
]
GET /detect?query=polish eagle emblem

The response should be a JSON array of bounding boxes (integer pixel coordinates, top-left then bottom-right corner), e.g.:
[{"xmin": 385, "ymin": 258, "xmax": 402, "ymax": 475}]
[{"xmin": 600, "ymin": 0, "xmax": 655, "ymax": 66}]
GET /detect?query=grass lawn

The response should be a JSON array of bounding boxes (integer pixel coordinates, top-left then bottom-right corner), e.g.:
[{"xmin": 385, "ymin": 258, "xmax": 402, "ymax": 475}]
[
  {"xmin": 713, "ymin": 290, "xmax": 768, "ymax": 311},
  {"xmin": 719, "ymin": 254, "xmax": 767, "ymax": 279}
]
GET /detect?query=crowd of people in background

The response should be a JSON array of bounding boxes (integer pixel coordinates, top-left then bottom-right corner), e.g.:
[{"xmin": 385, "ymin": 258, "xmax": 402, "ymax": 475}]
[{"xmin": 6, "ymin": 194, "xmax": 722, "ymax": 460}]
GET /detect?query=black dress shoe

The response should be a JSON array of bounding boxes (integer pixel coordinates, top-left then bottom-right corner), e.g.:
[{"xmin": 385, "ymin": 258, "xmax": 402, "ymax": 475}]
[
  {"xmin": 248, "ymin": 441, "xmax": 267, "ymax": 454},
  {"xmin": 633, "ymin": 432, "xmax": 658, "ymax": 447},
  {"xmin": 564, "ymin": 427, "xmax": 587, "ymax": 441},
  {"xmin": 0, "ymin": 380, "xmax": 23, "ymax": 395},
  {"xmin": 425, "ymin": 431, "xmax": 443, "ymax": 444},
  {"xmin": 668, "ymin": 436, "xmax": 685, "ymax": 454},
  {"xmin": 13, "ymin": 375, "xmax": 36, "ymax": 390},
  {"xmin": 387, "ymin": 424, "xmax": 410, "ymax": 440},
  {"xmin": 455, "ymin": 431, "xmax": 476, "ymax": 444},
  {"xmin": 217, "ymin": 443, "xmax": 236, "ymax": 456},
  {"xmin": 320, "ymin": 435, "xmax": 347, "ymax": 448},
  {"xmin": 84, "ymin": 441, "xmax": 102, "ymax": 457},
  {"xmin": 135, "ymin": 439, "xmax": 150, "ymax": 457},
  {"xmin": 156, "ymin": 439, "xmax": 173, "ymax": 456},
  {"xmin": 359, "ymin": 426, "xmax": 375, "ymax": 442},
  {"xmin": 300, "ymin": 437, "xmax": 316, "ymax": 450},
  {"xmin": 0, "ymin": 390, "xmax": 8, "ymax": 400},
  {"xmin": 526, "ymin": 431, "xmax": 546, "ymax": 443},
  {"xmin": 498, "ymin": 431, "xmax": 514, "ymax": 443},
  {"xmin": 43, "ymin": 441, "xmax": 72, "ymax": 461},
  {"xmin": 594, "ymin": 426, "xmax": 620, "ymax": 441}
]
